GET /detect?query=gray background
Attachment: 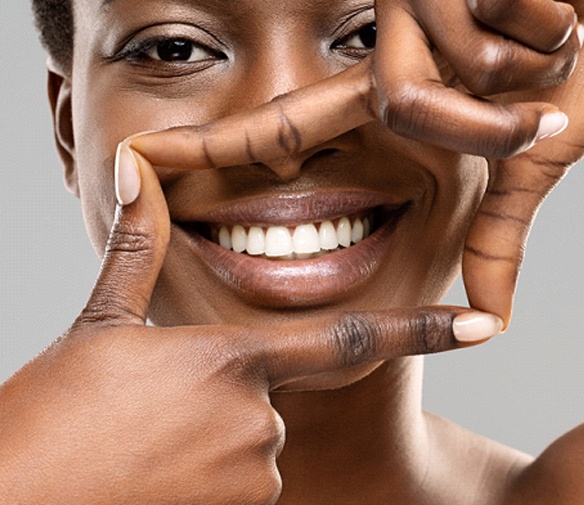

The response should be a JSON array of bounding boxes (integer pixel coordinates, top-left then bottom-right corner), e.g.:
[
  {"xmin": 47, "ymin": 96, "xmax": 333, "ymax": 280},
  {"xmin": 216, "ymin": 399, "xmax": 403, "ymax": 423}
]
[{"xmin": 2, "ymin": 2, "xmax": 583, "ymax": 457}]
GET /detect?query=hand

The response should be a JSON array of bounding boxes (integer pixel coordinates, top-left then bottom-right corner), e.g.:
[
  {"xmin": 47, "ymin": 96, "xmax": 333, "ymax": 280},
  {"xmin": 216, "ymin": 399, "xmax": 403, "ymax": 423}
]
[
  {"xmin": 462, "ymin": 4, "xmax": 584, "ymax": 323},
  {"xmin": 0, "ymin": 143, "xmax": 500, "ymax": 504},
  {"xmin": 374, "ymin": 0, "xmax": 582, "ymax": 156}
]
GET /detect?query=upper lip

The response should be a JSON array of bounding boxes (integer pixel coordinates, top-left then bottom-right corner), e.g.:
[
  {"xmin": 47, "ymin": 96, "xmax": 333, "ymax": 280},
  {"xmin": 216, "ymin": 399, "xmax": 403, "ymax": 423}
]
[{"xmin": 169, "ymin": 190, "xmax": 411, "ymax": 226}]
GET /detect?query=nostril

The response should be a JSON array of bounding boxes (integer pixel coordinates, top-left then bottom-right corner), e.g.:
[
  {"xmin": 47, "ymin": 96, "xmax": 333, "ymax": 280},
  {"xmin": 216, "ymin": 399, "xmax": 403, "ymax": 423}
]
[
  {"xmin": 309, "ymin": 148, "xmax": 341, "ymax": 160},
  {"xmin": 260, "ymin": 147, "xmax": 344, "ymax": 181}
]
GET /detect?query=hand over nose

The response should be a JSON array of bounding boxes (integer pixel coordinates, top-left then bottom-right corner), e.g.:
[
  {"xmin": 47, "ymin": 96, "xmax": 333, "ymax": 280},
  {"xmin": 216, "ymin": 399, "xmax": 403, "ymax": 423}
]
[{"xmin": 129, "ymin": 0, "xmax": 584, "ymax": 326}]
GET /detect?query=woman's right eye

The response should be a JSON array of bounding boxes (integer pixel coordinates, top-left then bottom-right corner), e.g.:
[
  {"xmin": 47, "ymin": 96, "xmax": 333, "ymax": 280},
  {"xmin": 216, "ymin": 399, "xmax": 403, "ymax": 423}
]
[
  {"xmin": 114, "ymin": 35, "xmax": 224, "ymax": 67},
  {"xmin": 144, "ymin": 39, "xmax": 216, "ymax": 63}
]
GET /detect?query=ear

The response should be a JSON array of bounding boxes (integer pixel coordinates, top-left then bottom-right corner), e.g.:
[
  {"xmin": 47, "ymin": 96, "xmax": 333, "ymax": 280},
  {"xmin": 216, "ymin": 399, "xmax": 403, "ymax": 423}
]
[{"xmin": 47, "ymin": 58, "xmax": 78, "ymax": 197}]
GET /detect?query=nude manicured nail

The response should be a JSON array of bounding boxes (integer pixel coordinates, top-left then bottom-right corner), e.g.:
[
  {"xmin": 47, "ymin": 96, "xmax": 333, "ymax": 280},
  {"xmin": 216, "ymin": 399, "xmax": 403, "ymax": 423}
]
[
  {"xmin": 115, "ymin": 142, "xmax": 141, "ymax": 206},
  {"xmin": 536, "ymin": 111, "xmax": 569, "ymax": 141},
  {"xmin": 452, "ymin": 312, "xmax": 504, "ymax": 343},
  {"xmin": 577, "ymin": 24, "xmax": 584, "ymax": 48}
]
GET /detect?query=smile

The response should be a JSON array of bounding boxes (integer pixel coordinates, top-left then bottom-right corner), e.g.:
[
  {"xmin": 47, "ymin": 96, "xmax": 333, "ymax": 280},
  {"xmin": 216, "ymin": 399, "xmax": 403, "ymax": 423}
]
[
  {"xmin": 208, "ymin": 213, "xmax": 373, "ymax": 260},
  {"xmin": 172, "ymin": 191, "xmax": 410, "ymax": 307}
]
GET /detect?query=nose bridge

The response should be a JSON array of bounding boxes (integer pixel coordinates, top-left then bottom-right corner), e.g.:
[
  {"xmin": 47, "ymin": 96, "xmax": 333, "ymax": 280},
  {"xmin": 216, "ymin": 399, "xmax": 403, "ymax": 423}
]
[
  {"xmin": 252, "ymin": 46, "xmax": 327, "ymax": 181},
  {"xmin": 226, "ymin": 27, "xmax": 341, "ymax": 181},
  {"xmin": 246, "ymin": 27, "xmax": 328, "ymax": 107}
]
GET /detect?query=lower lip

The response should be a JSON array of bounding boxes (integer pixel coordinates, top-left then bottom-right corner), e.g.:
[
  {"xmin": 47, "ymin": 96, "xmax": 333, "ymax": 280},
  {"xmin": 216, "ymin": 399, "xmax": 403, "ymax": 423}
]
[{"xmin": 174, "ymin": 210, "xmax": 406, "ymax": 307}]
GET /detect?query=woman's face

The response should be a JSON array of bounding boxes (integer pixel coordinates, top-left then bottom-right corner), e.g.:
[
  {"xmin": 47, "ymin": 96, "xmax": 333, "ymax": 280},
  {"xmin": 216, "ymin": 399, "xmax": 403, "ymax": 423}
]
[{"xmin": 69, "ymin": 0, "xmax": 487, "ymax": 337}]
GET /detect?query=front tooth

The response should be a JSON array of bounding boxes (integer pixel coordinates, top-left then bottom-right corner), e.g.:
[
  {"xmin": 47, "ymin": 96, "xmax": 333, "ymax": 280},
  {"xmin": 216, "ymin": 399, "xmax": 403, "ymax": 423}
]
[
  {"xmin": 337, "ymin": 217, "xmax": 352, "ymax": 247},
  {"xmin": 265, "ymin": 226, "xmax": 293, "ymax": 257},
  {"xmin": 351, "ymin": 218, "xmax": 364, "ymax": 243},
  {"xmin": 231, "ymin": 225, "xmax": 247, "ymax": 253},
  {"xmin": 246, "ymin": 226, "xmax": 265, "ymax": 255},
  {"xmin": 292, "ymin": 224, "xmax": 320, "ymax": 254},
  {"xmin": 218, "ymin": 226, "xmax": 232, "ymax": 250},
  {"xmin": 319, "ymin": 220, "xmax": 339, "ymax": 250}
]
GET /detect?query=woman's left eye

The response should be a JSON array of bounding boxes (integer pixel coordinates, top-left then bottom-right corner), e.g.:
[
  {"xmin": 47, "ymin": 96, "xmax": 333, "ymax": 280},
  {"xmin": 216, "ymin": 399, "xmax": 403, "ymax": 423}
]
[
  {"xmin": 145, "ymin": 39, "xmax": 215, "ymax": 62},
  {"xmin": 337, "ymin": 23, "xmax": 377, "ymax": 50}
]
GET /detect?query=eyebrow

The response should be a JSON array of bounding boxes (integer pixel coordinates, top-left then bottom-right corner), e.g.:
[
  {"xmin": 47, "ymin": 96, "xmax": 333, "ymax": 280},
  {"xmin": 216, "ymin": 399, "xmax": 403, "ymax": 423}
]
[{"xmin": 102, "ymin": 0, "xmax": 234, "ymax": 6}]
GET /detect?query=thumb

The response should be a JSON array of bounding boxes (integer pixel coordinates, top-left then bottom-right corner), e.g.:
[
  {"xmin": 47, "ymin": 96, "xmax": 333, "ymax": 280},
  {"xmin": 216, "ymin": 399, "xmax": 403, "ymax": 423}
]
[
  {"xmin": 76, "ymin": 143, "xmax": 170, "ymax": 327},
  {"xmin": 462, "ymin": 149, "xmax": 569, "ymax": 327}
]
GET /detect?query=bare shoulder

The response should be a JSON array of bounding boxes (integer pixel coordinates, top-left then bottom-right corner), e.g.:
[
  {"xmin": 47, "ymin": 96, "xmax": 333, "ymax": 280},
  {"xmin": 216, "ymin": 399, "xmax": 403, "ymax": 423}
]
[
  {"xmin": 507, "ymin": 423, "xmax": 584, "ymax": 505},
  {"xmin": 425, "ymin": 413, "xmax": 584, "ymax": 505},
  {"xmin": 424, "ymin": 412, "xmax": 533, "ymax": 505}
]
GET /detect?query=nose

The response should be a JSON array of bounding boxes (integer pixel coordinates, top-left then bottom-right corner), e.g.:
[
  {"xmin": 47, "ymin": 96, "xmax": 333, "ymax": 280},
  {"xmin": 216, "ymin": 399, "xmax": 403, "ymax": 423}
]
[
  {"xmin": 260, "ymin": 92, "xmax": 334, "ymax": 182},
  {"xmin": 221, "ymin": 31, "xmax": 352, "ymax": 180}
]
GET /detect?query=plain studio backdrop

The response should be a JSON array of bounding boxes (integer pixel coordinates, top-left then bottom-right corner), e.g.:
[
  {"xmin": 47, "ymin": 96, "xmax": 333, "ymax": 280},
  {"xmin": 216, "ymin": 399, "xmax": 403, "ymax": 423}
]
[{"xmin": 2, "ymin": 2, "xmax": 584, "ymax": 457}]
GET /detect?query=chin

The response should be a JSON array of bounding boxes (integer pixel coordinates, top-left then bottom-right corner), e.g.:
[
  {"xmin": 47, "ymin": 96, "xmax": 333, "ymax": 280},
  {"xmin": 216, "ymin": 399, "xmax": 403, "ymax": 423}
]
[{"xmin": 272, "ymin": 362, "xmax": 384, "ymax": 392}]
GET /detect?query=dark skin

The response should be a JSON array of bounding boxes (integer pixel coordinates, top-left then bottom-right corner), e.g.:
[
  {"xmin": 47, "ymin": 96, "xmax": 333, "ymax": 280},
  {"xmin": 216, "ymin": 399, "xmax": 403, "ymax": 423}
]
[{"xmin": 1, "ymin": 0, "xmax": 584, "ymax": 503}]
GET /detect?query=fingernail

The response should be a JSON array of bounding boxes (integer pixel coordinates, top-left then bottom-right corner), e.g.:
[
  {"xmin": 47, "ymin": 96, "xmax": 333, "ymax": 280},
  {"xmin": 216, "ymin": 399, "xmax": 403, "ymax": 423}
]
[
  {"xmin": 452, "ymin": 312, "xmax": 504, "ymax": 343},
  {"xmin": 536, "ymin": 111, "xmax": 569, "ymax": 141},
  {"xmin": 578, "ymin": 24, "xmax": 584, "ymax": 48},
  {"xmin": 115, "ymin": 142, "xmax": 141, "ymax": 206}
]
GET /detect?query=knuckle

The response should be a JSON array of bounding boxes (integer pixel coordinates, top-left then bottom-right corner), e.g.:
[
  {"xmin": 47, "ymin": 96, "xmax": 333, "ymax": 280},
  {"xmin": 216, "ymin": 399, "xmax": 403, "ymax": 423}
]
[
  {"xmin": 330, "ymin": 313, "xmax": 379, "ymax": 367},
  {"xmin": 276, "ymin": 106, "xmax": 302, "ymax": 157},
  {"xmin": 207, "ymin": 333, "xmax": 265, "ymax": 384},
  {"xmin": 470, "ymin": 105, "xmax": 533, "ymax": 159},
  {"xmin": 247, "ymin": 464, "xmax": 282, "ymax": 505},
  {"xmin": 104, "ymin": 220, "xmax": 157, "ymax": 277},
  {"xmin": 408, "ymin": 309, "xmax": 453, "ymax": 354},
  {"xmin": 107, "ymin": 225, "xmax": 152, "ymax": 255},
  {"xmin": 223, "ymin": 457, "xmax": 281, "ymax": 505},
  {"xmin": 75, "ymin": 299, "xmax": 122, "ymax": 328},
  {"xmin": 75, "ymin": 288, "xmax": 149, "ymax": 327},
  {"xmin": 468, "ymin": 0, "xmax": 514, "ymax": 25},
  {"xmin": 465, "ymin": 42, "xmax": 509, "ymax": 95},
  {"xmin": 251, "ymin": 407, "xmax": 286, "ymax": 456},
  {"xmin": 378, "ymin": 81, "xmax": 437, "ymax": 138}
]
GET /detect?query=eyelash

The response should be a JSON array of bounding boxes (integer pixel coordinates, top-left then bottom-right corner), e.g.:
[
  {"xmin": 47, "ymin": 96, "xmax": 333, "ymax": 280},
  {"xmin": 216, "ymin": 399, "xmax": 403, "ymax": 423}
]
[
  {"xmin": 114, "ymin": 37, "xmax": 224, "ymax": 65},
  {"xmin": 334, "ymin": 22, "xmax": 377, "ymax": 54},
  {"xmin": 113, "ymin": 21, "xmax": 376, "ymax": 68}
]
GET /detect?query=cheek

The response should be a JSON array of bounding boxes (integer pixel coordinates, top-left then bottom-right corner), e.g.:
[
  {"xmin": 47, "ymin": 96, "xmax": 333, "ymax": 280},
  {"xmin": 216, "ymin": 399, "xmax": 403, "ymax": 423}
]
[
  {"xmin": 70, "ymin": 75, "xmax": 223, "ymax": 256},
  {"xmin": 417, "ymin": 155, "xmax": 488, "ymax": 299},
  {"xmin": 437, "ymin": 155, "xmax": 488, "ymax": 239},
  {"xmin": 369, "ymin": 151, "xmax": 488, "ymax": 309}
]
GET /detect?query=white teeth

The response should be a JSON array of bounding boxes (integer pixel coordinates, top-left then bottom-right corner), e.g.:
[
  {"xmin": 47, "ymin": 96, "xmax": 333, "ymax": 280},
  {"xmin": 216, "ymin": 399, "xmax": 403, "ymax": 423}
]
[
  {"xmin": 246, "ymin": 226, "xmax": 265, "ymax": 255},
  {"xmin": 319, "ymin": 220, "xmax": 339, "ymax": 250},
  {"xmin": 292, "ymin": 224, "xmax": 320, "ymax": 254},
  {"xmin": 219, "ymin": 226, "xmax": 232, "ymax": 250},
  {"xmin": 216, "ymin": 214, "xmax": 373, "ymax": 257},
  {"xmin": 336, "ymin": 217, "xmax": 351, "ymax": 248},
  {"xmin": 231, "ymin": 225, "xmax": 247, "ymax": 253},
  {"xmin": 352, "ymin": 217, "xmax": 364, "ymax": 244},
  {"xmin": 265, "ymin": 226, "xmax": 293, "ymax": 257}
]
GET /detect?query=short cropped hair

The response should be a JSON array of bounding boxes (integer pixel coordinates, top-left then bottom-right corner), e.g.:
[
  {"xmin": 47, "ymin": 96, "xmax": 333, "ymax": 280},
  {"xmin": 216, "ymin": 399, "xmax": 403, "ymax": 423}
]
[{"xmin": 31, "ymin": 0, "xmax": 74, "ymax": 71}]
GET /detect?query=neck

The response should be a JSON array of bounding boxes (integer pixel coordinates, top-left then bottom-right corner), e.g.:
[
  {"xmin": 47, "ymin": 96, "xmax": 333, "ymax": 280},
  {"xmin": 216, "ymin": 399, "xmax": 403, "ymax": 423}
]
[{"xmin": 271, "ymin": 357, "xmax": 428, "ymax": 505}]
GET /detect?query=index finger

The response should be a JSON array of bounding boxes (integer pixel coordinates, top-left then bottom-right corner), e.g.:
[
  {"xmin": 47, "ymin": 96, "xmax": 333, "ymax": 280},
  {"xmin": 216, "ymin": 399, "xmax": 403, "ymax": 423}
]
[
  {"xmin": 128, "ymin": 59, "xmax": 376, "ymax": 170},
  {"xmin": 129, "ymin": 47, "xmax": 568, "ymax": 167},
  {"xmin": 245, "ymin": 307, "xmax": 503, "ymax": 389}
]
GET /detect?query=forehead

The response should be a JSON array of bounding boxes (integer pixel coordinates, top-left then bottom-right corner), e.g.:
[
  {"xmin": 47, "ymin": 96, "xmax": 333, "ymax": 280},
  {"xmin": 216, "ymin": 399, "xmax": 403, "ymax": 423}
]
[
  {"xmin": 75, "ymin": 0, "xmax": 371, "ymax": 18},
  {"xmin": 73, "ymin": 0, "xmax": 374, "ymax": 53}
]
